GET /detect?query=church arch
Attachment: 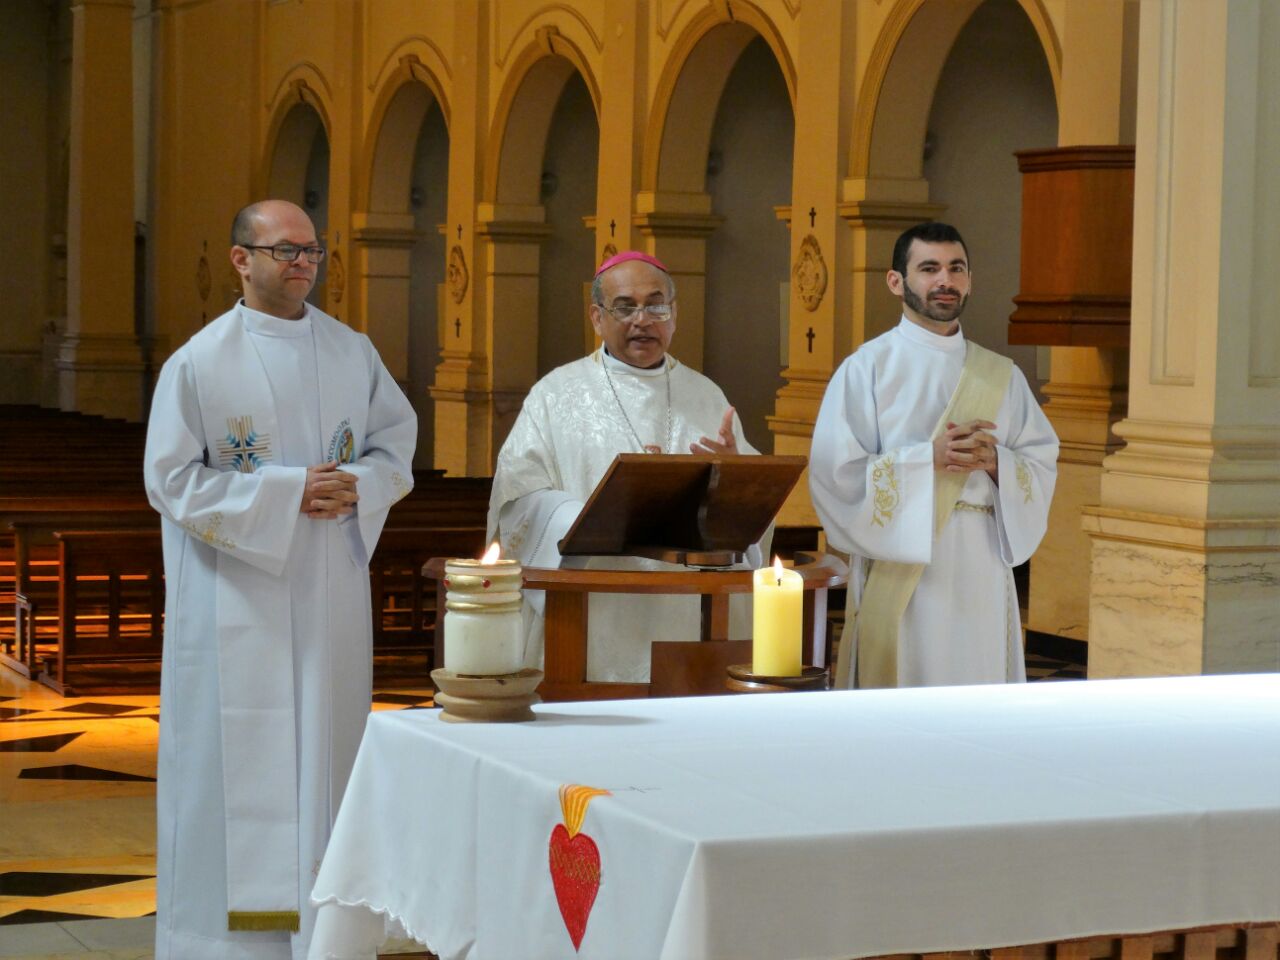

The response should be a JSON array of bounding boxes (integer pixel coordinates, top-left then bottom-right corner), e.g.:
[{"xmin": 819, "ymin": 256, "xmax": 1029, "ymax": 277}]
[
  {"xmin": 642, "ymin": 3, "xmax": 795, "ymax": 194},
  {"xmin": 360, "ymin": 65, "xmax": 452, "ymax": 468},
  {"xmin": 637, "ymin": 9, "xmax": 795, "ymax": 443},
  {"xmin": 837, "ymin": 0, "xmax": 1062, "ymax": 353},
  {"xmin": 479, "ymin": 32, "xmax": 601, "ymax": 440},
  {"xmin": 264, "ymin": 89, "xmax": 331, "ymax": 308},
  {"xmin": 263, "ymin": 70, "xmax": 333, "ymax": 199},
  {"xmin": 849, "ymin": 0, "xmax": 1060, "ymax": 181},
  {"xmin": 484, "ymin": 32, "xmax": 600, "ymax": 206},
  {"xmin": 362, "ymin": 54, "xmax": 450, "ymax": 213}
]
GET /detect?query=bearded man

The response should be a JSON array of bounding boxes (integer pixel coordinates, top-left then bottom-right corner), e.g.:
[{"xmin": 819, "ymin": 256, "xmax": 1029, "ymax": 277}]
[{"xmin": 809, "ymin": 221, "xmax": 1058, "ymax": 688}]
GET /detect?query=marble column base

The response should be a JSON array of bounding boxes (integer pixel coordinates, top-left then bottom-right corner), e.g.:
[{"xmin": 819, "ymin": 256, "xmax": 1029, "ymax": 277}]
[
  {"xmin": 1027, "ymin": 459, "xmax": 1101, "ymax": 641},
  {"xmin": 1084, "ymin": 508, "xmax": 1280, "ymax": 678}
]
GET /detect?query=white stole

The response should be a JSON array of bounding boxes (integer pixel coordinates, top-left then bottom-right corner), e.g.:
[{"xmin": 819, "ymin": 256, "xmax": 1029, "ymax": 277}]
[{"xmin": 189, "ymin": 305, "xmax": 369, "ymax": 930}]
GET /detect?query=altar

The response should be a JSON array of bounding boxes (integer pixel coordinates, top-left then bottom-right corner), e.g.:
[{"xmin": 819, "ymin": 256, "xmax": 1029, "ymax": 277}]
[{"xmin": 308, "ymin": 675, "xmax": 1280, "ymax": 960}]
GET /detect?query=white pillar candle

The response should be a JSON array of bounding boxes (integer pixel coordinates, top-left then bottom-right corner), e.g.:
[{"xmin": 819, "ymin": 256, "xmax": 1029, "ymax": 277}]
[
  {"xmin": 443, "ymin": 546, "xmax": 524, "ymax": 676},
  {"xmin": 752, "ymin": 557, "xmax": 803, "ymax": 676}
]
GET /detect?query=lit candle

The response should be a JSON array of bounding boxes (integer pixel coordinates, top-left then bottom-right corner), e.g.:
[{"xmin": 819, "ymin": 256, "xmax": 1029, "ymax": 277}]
[
  {"xmin": 443, "ymin": 543, "xmax": 525, "ymax": 676},
  {"xmin": 752, "ymin": 556, "xmax": 802, "ymax": 676}
]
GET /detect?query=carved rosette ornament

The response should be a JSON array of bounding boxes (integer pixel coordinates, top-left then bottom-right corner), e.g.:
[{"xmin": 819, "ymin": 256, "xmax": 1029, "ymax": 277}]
[
  {"xmin": 448, "ymin": 245, "xmax": 469, "ymax": 304},
  {"xmin": 792, "ymin": 234, "xmax": 828, "ymax": 312},
  {"xmin": 328, "ymin": 249, "xmax": 345, "ymax": 304}
]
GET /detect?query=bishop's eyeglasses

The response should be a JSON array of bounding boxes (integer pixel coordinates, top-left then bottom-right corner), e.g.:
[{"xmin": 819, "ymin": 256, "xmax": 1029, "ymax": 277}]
[
  {"xmin": 597, "ymin": 301, "xmax": 675, "ymax": 323},
  {"xmin": 242, "ymin": 243, "xmax": 327, "ymax": 264}
]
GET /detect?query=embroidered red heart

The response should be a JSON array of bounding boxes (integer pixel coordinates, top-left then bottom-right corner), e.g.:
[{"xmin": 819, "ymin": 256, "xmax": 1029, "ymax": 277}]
[{"xmin": 548, "ymin": 822, "xmax": 601, "ymax": 950}]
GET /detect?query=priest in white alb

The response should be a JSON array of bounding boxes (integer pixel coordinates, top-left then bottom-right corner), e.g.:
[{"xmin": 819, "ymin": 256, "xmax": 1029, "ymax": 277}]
[
  {"xmin": 489, "ymin": 251, "xmax": 766, "ymax": 682},
  {"xmin": 143, "ymin": 200, "xmax": 416, "ymax": 959},
  {"xmin": 809, "ymin": 222, "xmax": 1057, "ymax": 688}
]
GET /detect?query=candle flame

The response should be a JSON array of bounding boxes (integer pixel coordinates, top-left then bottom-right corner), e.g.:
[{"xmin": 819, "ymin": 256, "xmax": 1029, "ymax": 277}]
[
  {"xmin": 480, "ymin": 542, "xmax": 501, "ymax": 564},
  {"xmin": 773, "ymin": 555, "xmax": 784, "ymax": 586}
]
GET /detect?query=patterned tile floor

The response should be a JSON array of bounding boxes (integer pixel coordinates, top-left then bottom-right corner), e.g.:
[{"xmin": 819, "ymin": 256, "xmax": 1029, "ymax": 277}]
[
  {"xmin": 1, "ymin": 637, "xmax": 1083, "ymax": 958},
  {"xmin": 0, "ymin": 670, "xmax": 434, "ymax": 959}
]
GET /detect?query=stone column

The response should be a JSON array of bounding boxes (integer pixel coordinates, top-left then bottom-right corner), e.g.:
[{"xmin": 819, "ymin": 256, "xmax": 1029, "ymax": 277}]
[
  {"xmin": 1084, "ymin": 0, "xmax": 1280, "ymax": 676},
  {"xmin": 472, "ymin": 205, "xmax": 550, "ymax": 467},
  {"xmin": 594, "ymin": 0, "xmax": 641, "ymax": 263},
  {"xmin": 351, "ymin": 212, "xmax": 418, "ymax": 390},
  {"xmin": 767, "ymin": 0, "xmax": 858, "ymax": 525},
  {"xmin": 432, "ymin": 3, "xmax": 489, "ymax": 475},
  {"xmin": 58, "ymin": 0, "xmax": 144, "ymax": 420},
  {"xmin": 1023, "ymin": 0, "xmax": 1137, "ymax": 645},
  {"xmin": 632, "ymin": 190, "xmax": 720, "ymax": 374}
]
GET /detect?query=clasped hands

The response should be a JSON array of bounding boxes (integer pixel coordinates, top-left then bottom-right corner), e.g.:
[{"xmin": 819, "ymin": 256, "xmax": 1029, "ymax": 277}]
[
  {"xmin": 934, "ymin": 419, "xmax": 999, "ymax": 480},
  {"xmin": 300, "ymin": 461, "xmax": 358, "ymax": 519},
  {"xmin": 689, "ymin": 407, "xmax": 739, "ymax": 455}
]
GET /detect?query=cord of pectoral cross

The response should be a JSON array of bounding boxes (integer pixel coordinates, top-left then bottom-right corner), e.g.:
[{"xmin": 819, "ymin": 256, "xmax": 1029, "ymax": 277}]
[{"xmin": 603, "ymin": 363, "xmax": 673, "ymax": 454}]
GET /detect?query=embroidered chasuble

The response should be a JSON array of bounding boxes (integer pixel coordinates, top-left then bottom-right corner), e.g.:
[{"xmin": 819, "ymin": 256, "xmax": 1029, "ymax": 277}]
[
  {"xmin": 489, "ymin": 348, "xmax": 768, "ymax": 683},
  {"xmin": 809, "ymin": 317, "xmax": 1058, "ymax": 688},
  {"xmin": 144, "ymin": 302, "xmax": 416, "ymax": 960}
]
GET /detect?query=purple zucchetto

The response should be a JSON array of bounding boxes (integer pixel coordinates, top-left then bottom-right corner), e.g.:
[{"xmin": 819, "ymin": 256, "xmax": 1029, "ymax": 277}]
[{"xmin": 594, "ymin": 250, "xmax": 670, "ymax": 278}]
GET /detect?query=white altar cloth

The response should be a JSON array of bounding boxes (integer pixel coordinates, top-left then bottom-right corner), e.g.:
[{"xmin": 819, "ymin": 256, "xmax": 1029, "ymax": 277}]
[{"xmin": 309, "ymin": 675, "xmax": 1280, "ymax": 960}]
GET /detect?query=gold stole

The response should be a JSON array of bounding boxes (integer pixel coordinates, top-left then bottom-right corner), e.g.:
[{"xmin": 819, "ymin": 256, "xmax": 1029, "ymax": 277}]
[{"xmin": 835, "ymin": 341, "xmax": 1013, "ymax": 689}]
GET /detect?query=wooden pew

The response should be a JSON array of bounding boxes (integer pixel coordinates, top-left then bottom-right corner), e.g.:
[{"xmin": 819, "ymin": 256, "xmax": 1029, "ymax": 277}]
[
  {"xmin": 39, "ymin": 528, "xmax": 164, "ymax": 696},
  {"xmin": 1, "ymin": 497, "xmax": 154, "ymax": 678},
  {"xmin": 0, "ymin": 400, "xmax": 494, "ymax": 692}
]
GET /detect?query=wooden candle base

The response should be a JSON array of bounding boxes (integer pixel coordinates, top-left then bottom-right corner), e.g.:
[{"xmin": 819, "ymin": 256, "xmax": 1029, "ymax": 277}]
[
  {"xmin": 726, "ymin": 664, "xmax": 828, "ymax": 693},
  {"xmin": 430, "ymin": 668, "xmax": 543, "ymax": 722}
]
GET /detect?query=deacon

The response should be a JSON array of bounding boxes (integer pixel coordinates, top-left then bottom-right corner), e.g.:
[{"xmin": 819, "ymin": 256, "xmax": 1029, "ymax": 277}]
[
  {"xmin": 489, "ymin": 251, "xmax": 765, "ymax": 682},
  {"xmin": 143, "ymin": 199, "xmax": 416, "ymax": 959},
  {"xmin": 809, "ymin": 221, "xmax": 1057, "ymax": 688}
]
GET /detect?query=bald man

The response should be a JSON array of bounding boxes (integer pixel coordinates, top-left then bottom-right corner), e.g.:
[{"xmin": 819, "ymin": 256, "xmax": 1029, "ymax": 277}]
[
  {"xmin": 488, "ymin": 251, "xmax": 767, "ymax": 683},
  {"xmin": 143, "ymin": 200, "xmax": 416, "ymax": 959}
]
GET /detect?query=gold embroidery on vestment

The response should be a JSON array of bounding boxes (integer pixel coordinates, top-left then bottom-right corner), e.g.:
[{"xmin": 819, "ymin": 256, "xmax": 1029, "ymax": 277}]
[
  {"xmin": 183, "ymin": 512, "xmax": 236, "ymax": 549},
  {"xmin": 871, "ymin": 455, "xmax": 900, "ymax": 527},
  {"xmin": 1015, "ymin": 459, "xmax": 1034, "ymax": 503},
  {"xmin": 390, "ymin": 472, "xmax": 411, "ymax": 504}
]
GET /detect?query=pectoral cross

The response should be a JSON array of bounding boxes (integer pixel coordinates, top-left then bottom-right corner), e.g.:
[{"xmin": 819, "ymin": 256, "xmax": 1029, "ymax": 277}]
[
  {"xmin": 806, "ymin": 327, "xmax": 815, "ymax": 353},
  {"xmin": 808, "ymin": 207, "xmax": 816, "ymax": 228},
  {"xmin": 454, "ymin": 318, "xmax": 461, "ymax": 338}
]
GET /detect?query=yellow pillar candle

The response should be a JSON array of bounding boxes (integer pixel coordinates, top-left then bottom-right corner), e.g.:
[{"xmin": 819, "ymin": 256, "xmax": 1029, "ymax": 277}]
[{"xmin": 752, "ymin": 557, "xmax": 803, "ymax": 676}]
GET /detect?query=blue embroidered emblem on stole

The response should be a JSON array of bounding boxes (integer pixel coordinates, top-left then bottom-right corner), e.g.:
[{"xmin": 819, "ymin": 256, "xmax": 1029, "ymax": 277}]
[{"xmin": 216, "ymin": 416, "xmax": 272, "ymax": 473}]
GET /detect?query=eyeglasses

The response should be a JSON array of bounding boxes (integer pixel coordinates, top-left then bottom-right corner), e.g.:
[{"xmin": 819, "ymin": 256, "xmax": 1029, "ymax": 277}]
[
  {"xmin": 598, "ymin": 301, "xmax": 675, "ymax": 323},
  {"xmin": 242, "ymin": 243, "xmax": 327, "ymax": 264}
]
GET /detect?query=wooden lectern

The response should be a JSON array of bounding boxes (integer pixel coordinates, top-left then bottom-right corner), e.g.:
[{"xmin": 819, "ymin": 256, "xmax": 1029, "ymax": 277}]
[
  {"xmin": 545, "ymin": 454, "xmax": 844, "ymax": 700},
  {"xmin": 556, "ymin": 454, "xmax": 809, "ymax": 567},
  {"xmin": 427, "ymin": 454, "xmax": 847, "ymax": 701}
]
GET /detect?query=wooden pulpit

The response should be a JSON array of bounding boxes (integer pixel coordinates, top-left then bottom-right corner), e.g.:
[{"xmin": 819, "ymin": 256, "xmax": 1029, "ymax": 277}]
[
  {"xmin": 427, "ymin": 455, "xmax": 849, "ymax": 701},
  {"xmin": 557, "ymin": 453, "xmax": 809, "ymax": 567},
  {"xmin": 426, "ymin": 454, "xmax": 847, "ymax": 701}
]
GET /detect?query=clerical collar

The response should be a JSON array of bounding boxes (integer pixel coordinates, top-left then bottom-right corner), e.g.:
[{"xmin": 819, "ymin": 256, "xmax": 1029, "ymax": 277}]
[
  {"xmin": 598, "ymin": 346, "xmax": 675, "ymax": 377},
  {"xmin": 895, "ymin": 314, "xmax": 965, "ymax": 353},
  {"xmin": 239, "ymin": 299, "xmax": 313, "ymax": 338}
]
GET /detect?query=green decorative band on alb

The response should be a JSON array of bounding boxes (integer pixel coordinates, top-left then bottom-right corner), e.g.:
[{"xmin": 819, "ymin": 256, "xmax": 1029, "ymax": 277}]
[{"xmin": 227, "ymin": 910, "xmax": 300, "ymax": 932}]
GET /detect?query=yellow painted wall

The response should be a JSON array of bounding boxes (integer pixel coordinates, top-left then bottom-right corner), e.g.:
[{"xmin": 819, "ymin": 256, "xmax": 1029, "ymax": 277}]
[
  {"xmin": 0, "ymin": 0, "xmax": 55, "ymax": 403},
  {"xmin": 35, "ymin": 0, "xmax": 1074, "ymax": 461}
]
